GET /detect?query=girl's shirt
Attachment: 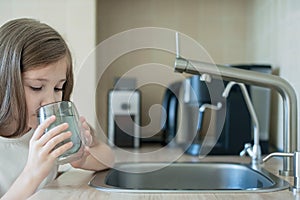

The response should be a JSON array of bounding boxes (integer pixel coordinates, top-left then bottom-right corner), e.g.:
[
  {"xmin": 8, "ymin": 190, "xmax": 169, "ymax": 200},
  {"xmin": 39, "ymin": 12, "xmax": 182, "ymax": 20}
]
[{"xmin": 0, "ymin": 129, "xmax": 58, "ymax": 197}]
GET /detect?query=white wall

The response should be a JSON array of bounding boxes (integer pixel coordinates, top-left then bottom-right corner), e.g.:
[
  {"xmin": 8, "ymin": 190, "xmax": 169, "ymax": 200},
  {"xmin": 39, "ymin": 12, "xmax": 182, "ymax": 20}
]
[{"xmin": 0, "ymin": 0, "xmax": 97, "ymax": 127}]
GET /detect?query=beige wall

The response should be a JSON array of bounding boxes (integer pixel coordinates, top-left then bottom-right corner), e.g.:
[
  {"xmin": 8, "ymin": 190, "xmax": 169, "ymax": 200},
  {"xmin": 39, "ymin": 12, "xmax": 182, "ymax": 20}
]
[
  {"xmin": 246, "ymin": 0, "xmax": 300, "ymax": 150},
  {"xmin": 96, "ymin": 0, "xmax": 249, "ymax": 139},
  {"xmin": 97, "ymin": 0, "xmax": 300, "ymax": 150},
  {"xmin": 0, "ymin": 0, "xmax": 97, "ymax": 128},
  {"xmin": 97, "ymin": 0, "xmax": 248, "ymax": 63}
]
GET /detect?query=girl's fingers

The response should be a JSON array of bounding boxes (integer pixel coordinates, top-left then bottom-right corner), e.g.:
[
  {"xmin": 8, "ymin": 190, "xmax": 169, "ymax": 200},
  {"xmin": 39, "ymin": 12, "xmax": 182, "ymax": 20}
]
[
  {"xmin": 79, "ymin": 116, "xmax": 92, "ymax": 146},
  {"xmin": 32, "ymin": 115, "xmax": 56, "ymax": 141},
  {"xmin": 49, "ymin": 141, "xmax": 73, "ymax": 159},
  {"xmin": 39, "ymin": 122, "xmax": 69, "ymax": 146},
  {"xmin": 79, "ymin": 116, "xmax": 90, "ymax": 129},
  {"xmin": 79, "ymin": 116, "xmax": 86, "ymax": 123},
  {"xmin": 83, "ymin": 129, "xmax": 93, "ymax": 146},
  {"xmin": 42, "ymin": 131, "xmax": 72, "ymax": 154}
]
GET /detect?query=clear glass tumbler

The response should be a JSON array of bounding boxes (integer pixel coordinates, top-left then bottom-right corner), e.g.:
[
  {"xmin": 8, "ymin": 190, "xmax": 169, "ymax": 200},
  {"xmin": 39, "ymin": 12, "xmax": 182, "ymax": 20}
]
[{"xmin": 37, "ymin": 101, "xmax": 84, "ymax": 164}]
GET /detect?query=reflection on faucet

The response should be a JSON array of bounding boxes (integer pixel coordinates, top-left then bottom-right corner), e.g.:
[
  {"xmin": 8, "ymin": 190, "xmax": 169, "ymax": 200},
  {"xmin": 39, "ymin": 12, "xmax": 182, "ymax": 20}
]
[
  {"xmin": 174, "ymin": 57, "xmax": 298, "ymax": 176},
  {"xmin": 186, "ymin": 102, "xmax": 223, "ymax": 156},
  {"xmin": 199, "ymin": 102, "xmax": 222, "ymax": 112},
  {"xmin": 222, "ymin": 81, "xmax": 262, "ymax": 165}
]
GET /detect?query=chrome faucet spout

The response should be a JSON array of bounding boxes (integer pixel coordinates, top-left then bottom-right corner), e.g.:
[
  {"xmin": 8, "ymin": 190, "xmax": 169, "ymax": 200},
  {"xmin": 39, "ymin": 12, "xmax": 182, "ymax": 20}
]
[
  {"xmin": 174, "ymin": 57, "xmax": 298, "ymax": 176},
  {"xmin": 222, "ymin": 81, "xmax": 261, "ymax": 165}
]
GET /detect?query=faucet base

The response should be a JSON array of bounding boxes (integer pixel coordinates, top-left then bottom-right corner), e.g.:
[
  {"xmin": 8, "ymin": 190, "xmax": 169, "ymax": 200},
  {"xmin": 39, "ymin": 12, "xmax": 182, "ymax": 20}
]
[
  {"xmin": 291, "ymin": 187, "xmax": 300, "ymax": 194},
  {"xmin": 280, "ymin": 170, "xmax": 293, "ymax": 177}
]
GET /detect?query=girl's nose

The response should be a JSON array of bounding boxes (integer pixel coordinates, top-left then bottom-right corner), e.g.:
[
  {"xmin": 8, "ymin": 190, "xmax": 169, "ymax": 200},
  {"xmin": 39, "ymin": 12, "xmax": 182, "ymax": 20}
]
[{"xmin": 41, "ymin": 93, "xmax": 58, "ymax": 106}]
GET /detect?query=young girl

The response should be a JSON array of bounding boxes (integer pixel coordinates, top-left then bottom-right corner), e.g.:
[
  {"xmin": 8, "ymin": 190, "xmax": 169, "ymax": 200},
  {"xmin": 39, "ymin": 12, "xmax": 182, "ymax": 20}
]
[{"xmin": 0, "ymin": 18, "xmax": 114, "ymax": 199}]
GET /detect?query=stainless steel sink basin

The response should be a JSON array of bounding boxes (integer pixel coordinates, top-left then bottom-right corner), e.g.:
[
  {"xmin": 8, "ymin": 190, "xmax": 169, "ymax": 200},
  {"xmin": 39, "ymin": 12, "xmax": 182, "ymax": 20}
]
[{"xmin": 88, "ymin": 162, "xmax": 290, "ymax": 193}]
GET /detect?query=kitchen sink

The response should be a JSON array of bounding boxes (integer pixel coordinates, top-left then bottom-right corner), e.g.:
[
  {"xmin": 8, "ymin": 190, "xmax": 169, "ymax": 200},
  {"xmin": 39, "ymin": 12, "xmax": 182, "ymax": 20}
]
[{"xmin": 88, "ymin": 162, "xmax": 290, "ymax": 193}]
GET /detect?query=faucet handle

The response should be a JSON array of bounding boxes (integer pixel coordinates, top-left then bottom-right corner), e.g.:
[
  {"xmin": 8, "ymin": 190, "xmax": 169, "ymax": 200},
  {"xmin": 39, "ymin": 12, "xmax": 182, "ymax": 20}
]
[
  {"xmin": 240, "ymin": 143, "xmax": 253, "ymax": 157},
  {"xmin": 199, "ymin": 102, "xmax": 222, "ymax": 112},
  {"xmin": 199, "ymin": 73, "xmax": 212, "ymax": 83}
]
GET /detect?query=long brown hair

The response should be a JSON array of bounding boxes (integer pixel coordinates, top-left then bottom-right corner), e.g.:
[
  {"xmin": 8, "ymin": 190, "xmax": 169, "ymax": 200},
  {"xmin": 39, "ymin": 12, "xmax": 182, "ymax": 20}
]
[{"xmin": 0, "ymin": 18, "xmax": 74, "ymax": 137}]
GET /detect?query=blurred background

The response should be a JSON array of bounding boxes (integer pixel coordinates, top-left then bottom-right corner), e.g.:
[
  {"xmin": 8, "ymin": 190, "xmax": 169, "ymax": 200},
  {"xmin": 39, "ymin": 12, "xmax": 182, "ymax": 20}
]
[{"xmin": 1, "ymin": 0, "xmax": 300, "ymax": 152}]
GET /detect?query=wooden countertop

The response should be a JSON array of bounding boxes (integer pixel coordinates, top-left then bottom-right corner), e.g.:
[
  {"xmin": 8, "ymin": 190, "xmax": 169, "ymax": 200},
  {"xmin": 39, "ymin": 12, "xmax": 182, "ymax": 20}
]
[{"xmin": 28, "ymin": 145, "xmax": 299, "ymax": 200}]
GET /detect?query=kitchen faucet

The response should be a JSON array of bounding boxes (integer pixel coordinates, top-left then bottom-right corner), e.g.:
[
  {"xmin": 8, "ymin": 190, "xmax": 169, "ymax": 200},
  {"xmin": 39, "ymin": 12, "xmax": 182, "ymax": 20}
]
[
  {"xmin": 174, "ymin": 56, "xmax": 298, "ymax": 176},
  {"xmin": 222, "ymin": 81, "xmax": 262, "ymax": 166},
  {"xmin": 262, "ymin": 152, "xmax": 300, "ymax": 193}
]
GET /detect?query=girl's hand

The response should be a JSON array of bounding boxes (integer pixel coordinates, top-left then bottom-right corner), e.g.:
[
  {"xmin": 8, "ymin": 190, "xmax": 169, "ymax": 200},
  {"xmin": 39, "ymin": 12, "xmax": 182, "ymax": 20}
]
[
  {"xmin": 70, "ymin": 116, "xmax": 115, "ymax": 171},
  {"xmin": 79, "ymin": 116, "xmax": 93, "ymax": 147},
  {"xmin": 24, "ymin": 115, "xmax": 73, "ymax": 182},
  {"xmin": 69, "ymin": 116, "xmax": 93, "ymax": 168}
]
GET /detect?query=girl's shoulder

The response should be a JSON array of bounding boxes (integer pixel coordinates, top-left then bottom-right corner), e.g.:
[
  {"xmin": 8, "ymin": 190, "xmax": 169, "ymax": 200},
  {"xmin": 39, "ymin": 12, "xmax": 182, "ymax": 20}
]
[{"xmin": 0, "ymin": 129, "xmax": 33, "ymax": 145}]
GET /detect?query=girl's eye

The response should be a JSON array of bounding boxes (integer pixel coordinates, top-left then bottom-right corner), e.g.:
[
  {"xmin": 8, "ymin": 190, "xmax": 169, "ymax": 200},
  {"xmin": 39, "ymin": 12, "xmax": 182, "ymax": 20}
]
[
  {"xmin": 30, "ymin": 86, "xmax": 42, "ymax": 91},
  {"xmin": 54, "ymin": 87, "xmax": 64, "ymax": 92},
  {"xmin": 55, "ymin": 82, "xmax": 65, "ymax": 92}
]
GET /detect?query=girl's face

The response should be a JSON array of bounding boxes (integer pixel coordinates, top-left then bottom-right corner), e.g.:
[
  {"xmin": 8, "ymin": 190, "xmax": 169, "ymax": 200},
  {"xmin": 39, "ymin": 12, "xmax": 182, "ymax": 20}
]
[{"xmin": 22, "ymin": 56, "xmax": 68, "ymax": 129}]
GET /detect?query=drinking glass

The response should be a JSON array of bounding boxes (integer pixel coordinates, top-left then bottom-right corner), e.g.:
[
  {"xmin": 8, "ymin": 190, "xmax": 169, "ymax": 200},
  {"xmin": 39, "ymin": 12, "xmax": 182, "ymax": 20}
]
[{"xmin": 37, "ymin": 101, "xmax": 84, "ymax": 164}]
